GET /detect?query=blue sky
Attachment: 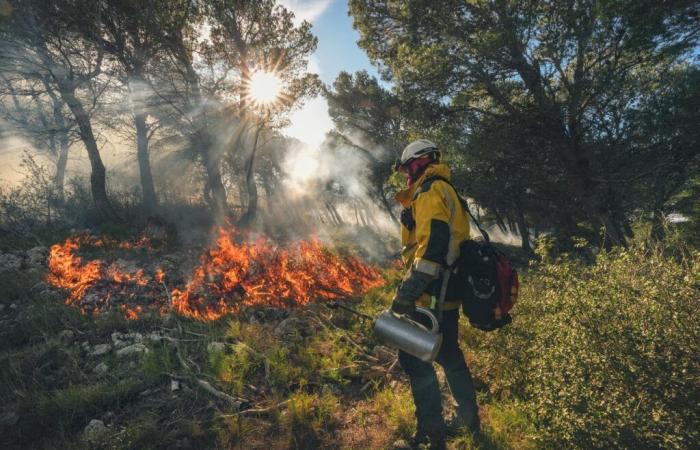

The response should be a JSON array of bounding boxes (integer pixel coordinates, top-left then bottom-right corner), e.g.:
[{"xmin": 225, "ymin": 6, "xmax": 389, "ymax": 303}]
[
  {"xmin": 280, "ymin": 0, "xmax": 381, "ymax": 146},
  {"xmin": 303, "ymin": 0, "xmax": 380, "ymax": 85}
]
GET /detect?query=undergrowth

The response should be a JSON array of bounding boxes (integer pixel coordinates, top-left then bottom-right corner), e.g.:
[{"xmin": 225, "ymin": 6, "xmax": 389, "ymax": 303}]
[{"xmin": 1, "ymin": 233, "xmax": 698, "ymax": 449}]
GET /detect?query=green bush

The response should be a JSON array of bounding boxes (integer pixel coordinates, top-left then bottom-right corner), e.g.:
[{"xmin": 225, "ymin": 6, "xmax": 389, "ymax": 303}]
[{"xmin": 468, "ymin": 241, "xmax": 700, "ymax": 449}]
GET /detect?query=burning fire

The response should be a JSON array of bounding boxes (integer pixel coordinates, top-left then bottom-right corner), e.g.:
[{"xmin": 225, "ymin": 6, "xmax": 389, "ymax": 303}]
[{"xmin": 46, "ymin": 229, "xmax": 384, "ymax": 321}]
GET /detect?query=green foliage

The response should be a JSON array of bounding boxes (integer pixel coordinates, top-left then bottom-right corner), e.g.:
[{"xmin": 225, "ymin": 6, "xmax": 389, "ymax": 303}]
[
  {"xmin": 141, "ymin": 344, "xmax": 173, "ymax": 382},
  {"xmin": 468, "ymin": 241, "xmax": 700, "ymax": 448},
  {"xmin": 281, "ymin": 390, "xmax": 340, "ymax": 449},
  {"xmin": 350, "ymin": 0, "xmax": 700, "ymax": 247},
  {"xmin": 369, "ymin": 386, "xmax": 416, "ymax": 439}
]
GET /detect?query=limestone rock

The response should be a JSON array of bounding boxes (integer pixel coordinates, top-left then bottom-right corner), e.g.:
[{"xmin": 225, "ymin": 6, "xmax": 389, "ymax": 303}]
[
  {"xmin": 84, "ymin": 419, "xmax": 107, "ymax": 441},
  {"xmin": 111, "ymin": 331, "xmax": 128, "ymax": 349},
  {"xmin": 147, "ymin": 332, "xmax": 163, "ymax": 343},
  {"xmin": 207, "ymin": 342, "xmax": 226, "ymax": 353},
  {"xmin": 31, "ymin": 281, "xmax": 50, "ymax": 294},
  {"xmin": 126, "ymin": 332, "xmax": 143, "ymax": 343},
  {"xmin": 89, "ymin": 344, "xmax": 112, "ymax": 357},
  {"xmin": 94, "ymin": 362, "xmax": 109, "ymax": 375},
  {"xmin": 0, "ymin": 253, "xmax": 22, "ymax": 272},
  {"xmin": 116, "ymin": 343, "xmax": 149, "ymax": 358},
  {"xmin": 25, "ymin": 246, "xmax": 48, "ymax": 268},
  {"xmin": 274, "ymin": 317, "xmax": 310, "ymax": 342},
  {"xmin": 58, "ymin": 330, "xmax": 75, "ymax": 341}
]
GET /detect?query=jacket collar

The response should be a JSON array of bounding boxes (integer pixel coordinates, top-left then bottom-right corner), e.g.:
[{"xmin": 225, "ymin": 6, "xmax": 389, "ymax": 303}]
[{"xmin": 394, "ymin": 164, "xmax": 452, "ymax": 208}]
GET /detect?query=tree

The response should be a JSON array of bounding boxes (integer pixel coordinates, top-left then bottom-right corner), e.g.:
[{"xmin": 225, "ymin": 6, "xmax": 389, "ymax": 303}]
[
  {"xmin": 0, "ymin": 0, "xmax": 118, "ymax": 220},
  {"xmin": 87, "ymin": 0, "xmax": 180, "ymax": 211},
  {"xmin": 325, "ymin": 70, "xmax": 409, "ymax": 223},
  {"xmin": 0, "ymin": 74, "xmax": 78, "ymax": 203},
  {"xmin": 151, "ymin": 0, "xmax": 318, "ymax": 222},
  {"xmin": 350, "ymin": 0, "xmax": 700, "ymax": 247}
]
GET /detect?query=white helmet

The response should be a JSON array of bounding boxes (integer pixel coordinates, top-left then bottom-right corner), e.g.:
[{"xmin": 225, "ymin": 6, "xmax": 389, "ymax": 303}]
[{"xmin": 397, "ymin": 139, "xmax": 440, "ymax": 168}]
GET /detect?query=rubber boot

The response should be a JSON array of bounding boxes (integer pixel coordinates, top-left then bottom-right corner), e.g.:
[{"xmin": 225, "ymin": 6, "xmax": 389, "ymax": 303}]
[
  {"xmin": 410, "ymin": 420, "xmax": 447, "ymax": 450},
  {"xmin": 446, "ymin": 406, "xmax": 480, "ymax": 437}
]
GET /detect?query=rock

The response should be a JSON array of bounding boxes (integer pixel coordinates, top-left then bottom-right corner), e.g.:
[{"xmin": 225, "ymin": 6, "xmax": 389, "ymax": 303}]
[
  {"xmin": 101, "ymin": 411, "xmax": 116, "ymax": 424},
  {"xmin": 274, "ymin": 317, "xmax": 310, "ymax": 342},
  {"xmin": 390, "ymin": 439, "xmax": 411, "ymax": 450},
  {"xmin": 170, "ymin": 379, "xmax": 181, "ymax": 392},
  {"xmin": 9, "ymin": 303, "xmax": 18, "ymax": 310},
  {"xmin": 116, "ymin": 343, "xmax": 149, "ymax": 358},
  {"xmin": 0, "ymin": 253, "xmax": 22, "ymax": 272},
  {"xmin": 58, "ymin": 330, "xmax": 75, "ymax": 341},
  {"xmin": 31, "ymin": 281, "xmax": 50, "ymax": 294},
  {"xmin": 147, "ymin": 332, "xmax": 163, "ymax": 343},
  {"xmin": 207, "ymin": 342, "xmax": 226, "ymax": 353},
  {"xmin": 0, "ymin": 411, "xmax": 19, "ymax": 427},
  {"xmin": 25, "ymin": 246, "xmax": 48, "ymax": 268},
  {"xmin": 82, "ymin": 293, "xmax": 101, "ymax": 307},
  {"xmin": 94, "ymin": 362, "xmax": 109, "ymax": 375},
  {"xmin": 89, "ymin": 343, "xmax": 112, "ymax": 357},
  {"xmin": 83, "ymin": 419, "xmax": 107, "ymax": 441},
  {"xmin": 38, "ymin": 289, "xmax": 63, "ymax": 302},
  {"xmin": 126, "ymin": 332, "xmax": 144, "ymax": 343},
  {"xmin": 111, "ymin": 331, "xmax": 128, "ymax": 349}
]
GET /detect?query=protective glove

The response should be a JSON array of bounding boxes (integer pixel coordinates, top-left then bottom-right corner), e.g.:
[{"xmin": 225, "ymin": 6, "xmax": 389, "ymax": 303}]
[
  {"xmin": 391, "ymin": 295, "xmax": 416, "ymax": 316},
  {"xmin": 391, "ymin": 269, "xmax": 435, "ymax": 315}
]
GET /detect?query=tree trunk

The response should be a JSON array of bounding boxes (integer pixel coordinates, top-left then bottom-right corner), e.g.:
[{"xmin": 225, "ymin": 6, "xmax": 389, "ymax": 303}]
[
  {"xmin": 51, "ymin": 96, "xmax": 68, "ymax": 203},
  {"xmin": 54, "ymin": 133, "xmax": 69, "ymax": 203},
  {"xmin": 238, "ymin": 124, "xmax": 262, "ymax": 228},
  {"xmin": 58, "ymin": 85, "xmax": 117, "ymax": 220},
  {"xmin": 651, "ymin": 209, "xmax": 666, "ymax": 241},
  {"xmin": 203, "ymin": 141, "xmax": 228, "ymax": 222},
  {"xmin": 178, "ymin": 47, "xmax": 228, "ymax": 221},
  {"xmin": 515, "ymin": 205, "xmax": 533, "ymax": 253},
  {"xmin": 378, "ymin": 182, "xmax": 399, "ymax": 224},
  {"xmin": 134, "ymin": 112, "xmax": 158, "ymax": 210}
]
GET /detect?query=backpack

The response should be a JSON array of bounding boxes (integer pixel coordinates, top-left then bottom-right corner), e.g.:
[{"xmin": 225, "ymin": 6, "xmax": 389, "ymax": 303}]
[{"xmin": 422, "ymin": 176, "xmax": 519, "ymax": 331}]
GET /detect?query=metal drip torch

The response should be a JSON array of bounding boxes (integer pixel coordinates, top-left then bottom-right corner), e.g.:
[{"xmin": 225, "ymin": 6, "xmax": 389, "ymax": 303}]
[{"xmin": 326, "ymin": 303, "xmax": 442, "ymax": 363}]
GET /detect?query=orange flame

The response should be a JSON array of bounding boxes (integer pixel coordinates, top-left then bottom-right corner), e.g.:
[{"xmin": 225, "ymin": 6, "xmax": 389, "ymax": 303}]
[
  {"xmin": 47, "ymin": 237, "xmax": 102, "ymax": 304},
  {"xmin": 170, "ymin": 229, "xmax": 384, "ymax": 320},
  {"xmin": 46, "ymin": 229, "xmax": 384, "ymax": 321}
]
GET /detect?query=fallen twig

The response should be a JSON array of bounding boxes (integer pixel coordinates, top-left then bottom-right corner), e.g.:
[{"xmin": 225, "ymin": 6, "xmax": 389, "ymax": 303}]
[
  {"xmin": 219, "ymin": 399, "xmax": 290, "ymax": 417},
  {"xmin": 311, "ymin": 311, "xmax": 381, "ymax": 363},
  {"xmin": 169, "ymin": 373, "xmax": 245, "ymax": 410}
]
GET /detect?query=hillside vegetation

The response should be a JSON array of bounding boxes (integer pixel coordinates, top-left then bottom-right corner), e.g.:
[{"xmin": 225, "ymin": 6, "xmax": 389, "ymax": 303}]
[{"xmin": 1, "ymin": 231, "xmax": 697, "ymax": 449}]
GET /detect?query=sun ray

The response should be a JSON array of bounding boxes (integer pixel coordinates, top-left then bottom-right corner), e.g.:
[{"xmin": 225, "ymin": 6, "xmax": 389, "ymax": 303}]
[{"xmin": 247, "ymin": 70, "xmax": 283, "ymax": 105}]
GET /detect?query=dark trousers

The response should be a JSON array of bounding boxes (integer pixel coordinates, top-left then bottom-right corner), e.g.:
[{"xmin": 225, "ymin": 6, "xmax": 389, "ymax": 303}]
[{"xmin": 398, "ymin": 308, "xmax": 478, "ymax": 434}]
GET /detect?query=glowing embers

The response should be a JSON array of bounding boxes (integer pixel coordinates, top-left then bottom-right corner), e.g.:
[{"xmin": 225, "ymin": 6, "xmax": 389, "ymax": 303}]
[{"xmin": 46, "ymin": 229, "xmax": 384, "ymax": 321}]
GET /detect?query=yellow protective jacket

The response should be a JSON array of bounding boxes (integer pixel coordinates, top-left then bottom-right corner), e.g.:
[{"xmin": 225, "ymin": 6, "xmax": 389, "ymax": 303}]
[{"xmin": 395, "ymin": 164, "xmax": 471, "ymax": 310}]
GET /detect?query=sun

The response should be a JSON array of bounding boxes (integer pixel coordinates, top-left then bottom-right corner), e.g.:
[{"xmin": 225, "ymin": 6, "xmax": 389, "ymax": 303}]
[{"xmin": 247, "ymin": 71, "xmax": 282, "ymax": 105}]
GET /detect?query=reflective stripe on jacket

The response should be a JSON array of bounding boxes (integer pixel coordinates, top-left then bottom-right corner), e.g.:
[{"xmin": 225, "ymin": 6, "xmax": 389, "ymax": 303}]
[{"xmin": 395, "ymin": 164, "xmax": 470, "ymax": 310}]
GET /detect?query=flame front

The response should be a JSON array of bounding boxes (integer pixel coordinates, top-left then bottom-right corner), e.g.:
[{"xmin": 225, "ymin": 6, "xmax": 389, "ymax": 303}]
[
  {"xmin": 170, "ymin": 229, "xmax": 384, "ymax": 320},
  {"xmin": 47, "ymin": 237, "xmax": 102, "ymax": 304},
  {"xmin": 46, "ymin": 229, "xmax": 384, "ymax": 321}
]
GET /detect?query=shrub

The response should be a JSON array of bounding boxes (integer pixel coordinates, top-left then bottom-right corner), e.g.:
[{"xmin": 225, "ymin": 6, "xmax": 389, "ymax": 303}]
[
  {"xmin": 281, "ymin": 390, "xmax": 339, "ymax": 449},
  {"xmin": 468, "ymin": 242, "xmax": 700, "ymax": 448}
]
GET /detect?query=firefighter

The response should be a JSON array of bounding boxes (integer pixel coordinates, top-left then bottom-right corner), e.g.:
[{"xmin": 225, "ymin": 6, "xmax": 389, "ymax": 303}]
[{"xmin": 391, "ymin": 139, "xmax": 480, "ymax": 449}]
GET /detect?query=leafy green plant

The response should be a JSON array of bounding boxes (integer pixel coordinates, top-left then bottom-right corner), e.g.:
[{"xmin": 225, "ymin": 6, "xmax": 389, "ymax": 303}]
[{"xmin": 468, "ymin": 241, "xmax": 700, "ymax": 449}]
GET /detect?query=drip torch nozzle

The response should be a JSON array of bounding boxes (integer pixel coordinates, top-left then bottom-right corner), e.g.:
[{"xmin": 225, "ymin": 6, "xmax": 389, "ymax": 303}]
[{"xmin": 325, "ymin": 301, "xmax": 374, "ymax": 321}]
